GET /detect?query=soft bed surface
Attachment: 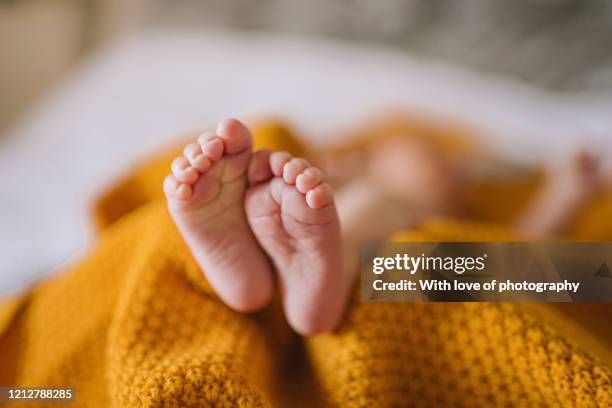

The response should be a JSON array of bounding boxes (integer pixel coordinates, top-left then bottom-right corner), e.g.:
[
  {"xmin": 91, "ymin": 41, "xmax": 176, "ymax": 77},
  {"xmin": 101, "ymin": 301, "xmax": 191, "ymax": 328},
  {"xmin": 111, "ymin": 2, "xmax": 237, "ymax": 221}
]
[{"xmin": 0, "ymin": 30, "xmax": 611, "ymax": 293}]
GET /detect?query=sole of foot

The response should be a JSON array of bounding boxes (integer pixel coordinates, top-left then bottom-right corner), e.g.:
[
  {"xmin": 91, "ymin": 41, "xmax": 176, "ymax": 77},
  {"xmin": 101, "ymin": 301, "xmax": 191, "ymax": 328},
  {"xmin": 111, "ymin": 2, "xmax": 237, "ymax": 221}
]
[
  {"xmin": 164, "ymin": 118, "xmax": 274, "ymax": 312},
  {"xmin": 246, "ymin": 150, "xmax": 348, "ymax": 335}
]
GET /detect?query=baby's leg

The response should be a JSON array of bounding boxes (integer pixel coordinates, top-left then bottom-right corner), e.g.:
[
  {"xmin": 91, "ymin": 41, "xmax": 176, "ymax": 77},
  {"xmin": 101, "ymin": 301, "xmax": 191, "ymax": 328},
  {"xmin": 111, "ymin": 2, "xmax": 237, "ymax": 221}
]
[
  {"xmin": 516, "ymin": 151, "xmax": 607, "ymax": 237},
  {"xmin": 337, "ymin": 137, "xmax": 466, "ymax": 272}
]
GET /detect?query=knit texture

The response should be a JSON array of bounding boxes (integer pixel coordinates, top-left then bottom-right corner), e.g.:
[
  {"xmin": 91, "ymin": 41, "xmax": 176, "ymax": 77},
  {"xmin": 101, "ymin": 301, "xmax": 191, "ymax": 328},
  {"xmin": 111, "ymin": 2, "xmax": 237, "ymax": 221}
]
[
  {"xmin": 306, "ymin": 219, "xmax": 611, "ymax": 407},
  {"xmin": 0, "ymin": 121, "xmax": 610, "ymax": 407}
]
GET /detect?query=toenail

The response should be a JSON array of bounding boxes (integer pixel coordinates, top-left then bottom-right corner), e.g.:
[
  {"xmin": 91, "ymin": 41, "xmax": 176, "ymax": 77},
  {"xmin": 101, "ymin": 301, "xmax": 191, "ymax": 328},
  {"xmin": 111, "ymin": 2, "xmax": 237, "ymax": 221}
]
[
  {"xmin": 180, "ymin": 167, "xmax": 195, "ymax": 177},
  {"xmin": 304, "ymin": 167, "xmax": 322, "ymax": 179},
  {"xmin": 198, "ymin": 131, "xmax": 217, "ymax": 144},
  {"xmin": 176, "ymin": 184, "xmax": 190, "ymax": 197},
  {"xmin": 291, "ymin": 158, "xmax": 309, "ymax": 167},
  {"xmin": 283, "ymin": 163, "xmax": 298, "ymax": 177},
  {"xmin": 203, "ymin": 139, "xmax": 223, "ymax": 158},
  {"xmin": 194, "ymin": 155, "xmax": 206, "ymax": 164},
  {"xmin": 302, "ymin": 174, "xmax": 314, "ymax": 184}
]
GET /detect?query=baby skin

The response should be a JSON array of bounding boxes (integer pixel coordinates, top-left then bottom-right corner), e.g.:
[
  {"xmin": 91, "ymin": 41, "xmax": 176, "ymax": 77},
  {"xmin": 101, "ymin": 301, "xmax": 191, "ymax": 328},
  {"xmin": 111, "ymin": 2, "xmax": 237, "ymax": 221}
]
[{"xmin": 163, "ymin": 119, "xmax": 348, "ymax": 335}]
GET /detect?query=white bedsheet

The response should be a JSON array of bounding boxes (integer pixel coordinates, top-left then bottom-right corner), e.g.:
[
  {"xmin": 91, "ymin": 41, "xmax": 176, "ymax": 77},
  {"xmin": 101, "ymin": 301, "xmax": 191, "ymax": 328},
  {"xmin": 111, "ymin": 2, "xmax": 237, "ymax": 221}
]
[{"xmin": 1, "ymin": 30, "xmax": 611, "ymax": 294}]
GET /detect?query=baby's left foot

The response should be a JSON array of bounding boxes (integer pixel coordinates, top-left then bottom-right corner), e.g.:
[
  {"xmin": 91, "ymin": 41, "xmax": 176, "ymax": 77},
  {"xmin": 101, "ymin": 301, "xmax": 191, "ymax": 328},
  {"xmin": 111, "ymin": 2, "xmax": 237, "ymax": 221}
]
[{"xmin": 245, "ymin": 151, "xmax": 348, "ymax": 335}]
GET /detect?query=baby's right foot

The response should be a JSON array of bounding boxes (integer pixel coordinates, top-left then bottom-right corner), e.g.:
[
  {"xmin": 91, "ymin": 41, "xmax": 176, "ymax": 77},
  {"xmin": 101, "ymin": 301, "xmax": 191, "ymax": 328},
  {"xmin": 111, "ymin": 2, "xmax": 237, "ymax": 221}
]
[
  {"xmin": 164, "ymin": 119, "xmax": 274, "ymax": 312},
  {"xmin": 245, "ymin": 152, "xmax": 347, "ymax": 335}
]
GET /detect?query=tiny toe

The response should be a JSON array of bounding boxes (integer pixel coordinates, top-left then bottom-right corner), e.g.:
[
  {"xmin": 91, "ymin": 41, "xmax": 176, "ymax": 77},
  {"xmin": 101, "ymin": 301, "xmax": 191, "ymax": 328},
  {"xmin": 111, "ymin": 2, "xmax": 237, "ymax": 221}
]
[
  {"xmin": 172, "ymin": 157, "xmax": 199, "ymax": 184},
  {"xmin": 201, "ymin": 137, "xmax": 224, "ymax": 161},
  {"xmin": 164, "ymin": 175, "xmax": 192, "ymax": 200},
  {"xmin": 183, "ymin": 142, "xmax": 202, "ymax": 161},
  {"xmin": 197, "ymin": 131, "xmax": 217, "ymax": 145},
  {"xmin": 306, "ymin": 183, "xmax": 334, "ymax": 209},
  {"xmin": 303, "ymin": 166, "xmax": 323, "ymax": 180},
  {"xmin": 183, "ymin": 143, "xmax": 211, "ymax": 172},
  {"xmin": 217, "ymin": 118, "xmax": 252, "ymax": 154},
  {"xmin": 296, "ymin": 167, "xmax": 323, "ymax": 193},
  {"xmin": 193, "ymin": 155, "xmax": 212, "ymax": 173},
  {"xmin": 291, "ymin": 157, "xmax": 310, "ymax": 167},
  {"xmin": 175, "ymin": 183, "xmax": 192, "ymax": 200},
  {"xmin": 283, "ymin": 158, "xmax": 308, "ymax": 184},
  {"xmin": 248, "ymin": 149, "xmax": 273, "ymax": 185},
  {"xmin": 270, "ymin": 151, "xmax": 292, "ymax": 176}
]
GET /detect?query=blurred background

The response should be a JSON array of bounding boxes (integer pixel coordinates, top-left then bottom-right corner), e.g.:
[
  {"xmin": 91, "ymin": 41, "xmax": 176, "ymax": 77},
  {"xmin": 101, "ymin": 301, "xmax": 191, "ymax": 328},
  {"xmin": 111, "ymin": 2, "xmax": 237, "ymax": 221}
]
[
  {"xmin": 3, "ymin": 0, "xmax": 612, "ymax": 128},
  {"xmin": 1, "ymin": 0, "xmax": 612, "ymax": 293}
]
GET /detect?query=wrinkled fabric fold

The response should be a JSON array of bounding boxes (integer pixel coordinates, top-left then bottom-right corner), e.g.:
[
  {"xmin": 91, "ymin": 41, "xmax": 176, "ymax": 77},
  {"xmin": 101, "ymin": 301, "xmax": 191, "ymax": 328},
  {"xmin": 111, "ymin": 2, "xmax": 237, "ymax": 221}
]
[{"xmin": 0, "ymin": 121, "xmax": 609, "ymax": 407}]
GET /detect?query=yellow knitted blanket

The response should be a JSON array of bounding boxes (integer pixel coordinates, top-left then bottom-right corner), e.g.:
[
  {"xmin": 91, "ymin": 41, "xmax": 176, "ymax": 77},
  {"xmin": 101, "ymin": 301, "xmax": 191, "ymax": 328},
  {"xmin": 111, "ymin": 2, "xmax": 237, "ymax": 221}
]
[{"xmin": 0, "ymin": 123, "xmax": 610, "ymax": 407}]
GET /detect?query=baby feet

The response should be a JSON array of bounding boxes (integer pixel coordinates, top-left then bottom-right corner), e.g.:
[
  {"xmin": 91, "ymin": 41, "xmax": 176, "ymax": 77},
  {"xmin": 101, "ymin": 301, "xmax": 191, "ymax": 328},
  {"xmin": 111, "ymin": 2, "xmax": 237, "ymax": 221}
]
[{"xmin": 164, "ymin": 119, "xmax": 347, "ymax": 335}]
